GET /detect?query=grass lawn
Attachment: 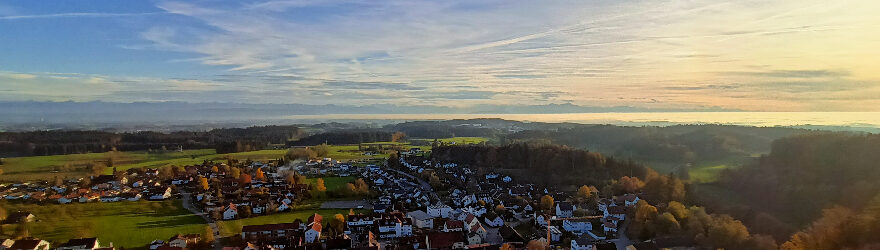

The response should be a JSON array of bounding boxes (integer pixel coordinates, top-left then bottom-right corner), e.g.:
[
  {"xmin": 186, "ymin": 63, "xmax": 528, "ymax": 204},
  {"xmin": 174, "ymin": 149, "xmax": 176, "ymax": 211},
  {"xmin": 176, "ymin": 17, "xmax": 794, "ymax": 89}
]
[
  {"xmin": 0, "ymin": 200, "xmax": 206, "ymax": 248},
  {"xmin": 307, "ymin": 176, "xmax": 357, "ymax": 191},
  {"xmin": 215, "ymin": 207, "xmax": 363, "ymax": 237}
]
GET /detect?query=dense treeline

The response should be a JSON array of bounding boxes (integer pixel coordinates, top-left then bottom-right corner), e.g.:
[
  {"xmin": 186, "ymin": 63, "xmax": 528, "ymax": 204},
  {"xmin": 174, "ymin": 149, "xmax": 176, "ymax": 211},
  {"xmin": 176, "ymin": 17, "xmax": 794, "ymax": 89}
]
[
  {"xmin": 386, "ymin": 121, "xmax": 501, "ymax": 139},
  {"xmin": 288, "ymin": 130, "xmax": 393, "ymax": 146},
  {"xmin": 0, "ymin": 125, "xmax": 304, "ymax": 157},
  {"xmin": 506, "ymin": 125, "xmax": 806, "ymax": 164},
  {"xmin": 431, "ymin": 143, "xmax": 647, "ymax": 186},
  {"xmin": 716, "ymin": 133, "xmax": 880, "ymax": 248}
]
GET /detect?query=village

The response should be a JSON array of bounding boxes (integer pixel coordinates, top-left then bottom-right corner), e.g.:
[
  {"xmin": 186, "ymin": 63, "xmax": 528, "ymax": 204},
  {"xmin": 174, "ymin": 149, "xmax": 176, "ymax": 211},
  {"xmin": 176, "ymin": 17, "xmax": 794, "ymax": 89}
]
[{"xmin": 0, "ymin": 146, "xmax": 663, "ymax": 250}]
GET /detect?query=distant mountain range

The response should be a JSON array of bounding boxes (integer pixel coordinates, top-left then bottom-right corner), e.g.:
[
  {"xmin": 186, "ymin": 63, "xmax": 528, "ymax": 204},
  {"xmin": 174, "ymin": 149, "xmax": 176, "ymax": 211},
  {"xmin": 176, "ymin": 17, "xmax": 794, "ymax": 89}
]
[{"xmin": 0, "ymin": 101, "xmax": 734, "ymax": 124}]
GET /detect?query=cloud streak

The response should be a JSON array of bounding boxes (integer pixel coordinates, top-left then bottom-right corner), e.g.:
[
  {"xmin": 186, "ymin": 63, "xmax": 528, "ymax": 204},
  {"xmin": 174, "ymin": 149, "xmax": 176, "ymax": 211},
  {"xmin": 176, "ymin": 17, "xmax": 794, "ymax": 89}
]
[
  {"xmin": 0, "ymin": 12, "xmax": 162, "ymax": 20},
  {"xmin": 2, "ymin": 0, "xmax": 880, "ymax": 111}
]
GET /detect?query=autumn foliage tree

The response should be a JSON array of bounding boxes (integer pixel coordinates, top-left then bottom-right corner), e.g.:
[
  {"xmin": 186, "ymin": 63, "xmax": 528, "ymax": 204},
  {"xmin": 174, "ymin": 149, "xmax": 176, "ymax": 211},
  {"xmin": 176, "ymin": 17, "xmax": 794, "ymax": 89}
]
[
  {"xmin": 199, "ymin": 176, "xmax": 210, "ymax": 191},
  {"xmin": 239, "ymin": 174, "xmax": 252, "ymax": 186},
  {"xmin": 329, "ymin": 214, "xmax": 345, "ymax": 235},
  {"xmin": 314, "ymin": 178, "xmax": 327, "ymax": 192},
  {"xmin": 540, "ymin": 195, "xmax": 554, "ymax": 211},
  {"xmin": 255, "ymin": 168, "xmax": 265, "ymax": 181}
]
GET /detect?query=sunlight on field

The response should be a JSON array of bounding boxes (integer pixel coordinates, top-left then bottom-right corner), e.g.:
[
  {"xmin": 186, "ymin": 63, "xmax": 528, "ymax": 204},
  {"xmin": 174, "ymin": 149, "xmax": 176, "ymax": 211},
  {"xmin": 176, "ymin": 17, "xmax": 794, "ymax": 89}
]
[{"xmin": 0, "ymin": 200, "xmax": 205, "ymax": 248}]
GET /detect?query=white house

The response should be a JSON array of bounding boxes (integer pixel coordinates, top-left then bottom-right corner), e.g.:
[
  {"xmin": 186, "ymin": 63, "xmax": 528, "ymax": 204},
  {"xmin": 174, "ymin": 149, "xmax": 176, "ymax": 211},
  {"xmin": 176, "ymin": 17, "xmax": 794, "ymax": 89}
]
[
  {"xmin": 548, "ymin": 226, "xmax": 562, "ymax": 242},
  {"xmin": 484, "ymin": 215, "xmax": 504, "ymax": 227},
  {"xmin": 277, "ymin": 201, "xmax": 290, "ymax": 212},
  {"xmin": 604, "ymin": 206, "xmax": 626, "ymax": 220},
  {"xmin": 571, "ymin": 238, "xmax": 595, "ymax": 250},
  {"xmin": 407, "ymin": 210, "xmax": 434, "ymax": 229},
  {"xmin": 535, "ymin": 213, "xmax": 550, "ymax": 227},
  {"xmin": 563, "ymin": 219, "xmax": 592, "ymax": 234},
  {"xmin": 603, "ymin": 221, "xmax": 618, "ymax": 234},
  {"xmin": 443, "ymin": 220, "xmax": 465, "ymax": 232},
  {"xmin": 305, "ymin": 223, "xmax": 322, "ymax": 243},
  {"xmin": 252, "ymin": 206, "xmax": 265, "ymax": 215},
  {"xmin": 623, "ymin": 194, "xmax": 640, "ymax": 207},
  {"xmin": 467, "ymin": 232, "xmax": 482, "ymax": 245},
  {"xmin": 223, "ymin": 204, "xmax": 238, "ymax": 220},
  {"xmin": 427, "ymin": 204, "xmax": 453, "ymax": 218},
  {"xmin": 556, "ymin": 202, "xmax": 575, "ymax": 218}
]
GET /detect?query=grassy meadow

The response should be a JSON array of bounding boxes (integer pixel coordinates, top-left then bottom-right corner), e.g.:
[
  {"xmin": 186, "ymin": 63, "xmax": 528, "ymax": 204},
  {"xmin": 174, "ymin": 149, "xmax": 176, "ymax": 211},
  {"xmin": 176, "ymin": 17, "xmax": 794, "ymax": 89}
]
[
  {"xmin": 215, "ymin": 206, "xmax": 365, "ymax": 237},
  {"xmin": 0, "ymin": 149, "xmax": 291, "ymax": 181},
  {"xmin": 0, "ymin": 200, "xmax": 206, "ymax": 248},
  {"xmin": 306, "ymin": 176, "xmax": 357, "ymax": 191}
]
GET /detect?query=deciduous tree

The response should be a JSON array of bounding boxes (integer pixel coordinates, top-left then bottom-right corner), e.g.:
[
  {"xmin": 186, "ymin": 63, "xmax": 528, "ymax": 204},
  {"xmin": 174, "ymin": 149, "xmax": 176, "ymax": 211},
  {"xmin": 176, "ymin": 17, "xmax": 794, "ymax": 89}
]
[{"xmin": 540, "ymin": 195, "xmax": 554, "ymax": 211}]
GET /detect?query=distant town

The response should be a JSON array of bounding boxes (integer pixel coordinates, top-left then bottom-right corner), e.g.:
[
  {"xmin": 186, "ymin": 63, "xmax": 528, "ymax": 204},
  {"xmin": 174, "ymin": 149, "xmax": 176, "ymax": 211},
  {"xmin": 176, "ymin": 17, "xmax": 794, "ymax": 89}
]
[{"xmin": 0, "ymin": 141, "xmax": 660, "ymax": 250}]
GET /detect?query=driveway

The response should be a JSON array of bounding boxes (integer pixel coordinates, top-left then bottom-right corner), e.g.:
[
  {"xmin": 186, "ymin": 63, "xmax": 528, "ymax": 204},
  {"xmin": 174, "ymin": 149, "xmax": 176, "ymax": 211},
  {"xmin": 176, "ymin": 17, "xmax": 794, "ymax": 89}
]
[{"xmin": 180, "ymin": 191, "xmax": 222, "ymax": 250}]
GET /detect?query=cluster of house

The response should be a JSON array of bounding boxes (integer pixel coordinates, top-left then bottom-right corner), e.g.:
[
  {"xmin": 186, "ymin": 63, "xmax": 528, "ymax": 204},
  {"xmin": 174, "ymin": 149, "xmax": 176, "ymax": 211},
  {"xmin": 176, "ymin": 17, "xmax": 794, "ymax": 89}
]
[
  {"xmin": 0, "ymin": 237, "xmax": 113, "ymax": 250},
  {"xmin": 393, "ymin": 154, "xmax": 649, "ymax": 249},
  {"xmin": 361, "ymin": 163, "xmax": 431, "ymax": 212},
  {"xmin": 184, "ymin": 162, "xmax": 313, "ymax": 221},
  {"xmin": 0, "ymin": 169, "xmax": 180, "ymax": 205}
]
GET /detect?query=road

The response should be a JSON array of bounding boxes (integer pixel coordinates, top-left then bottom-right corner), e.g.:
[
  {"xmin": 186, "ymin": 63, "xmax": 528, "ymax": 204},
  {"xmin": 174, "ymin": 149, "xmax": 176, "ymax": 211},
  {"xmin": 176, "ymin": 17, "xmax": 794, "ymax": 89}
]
[
  {"xmin": 384, "ymin": 164, "xmax": 440, "ymax": 202},
  {"xmin": 609, "ymin": 219, "xmax": 633, "ymax": 250},
  {"xmin": 180, "ymin": 191, "xmax": 223, "ymax": 250}
]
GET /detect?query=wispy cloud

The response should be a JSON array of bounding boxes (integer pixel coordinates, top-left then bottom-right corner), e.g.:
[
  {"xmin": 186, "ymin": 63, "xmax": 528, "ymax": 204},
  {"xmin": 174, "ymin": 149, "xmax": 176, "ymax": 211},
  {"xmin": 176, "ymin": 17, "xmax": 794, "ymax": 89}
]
[
  {"xmin": 0, "ymin": 12, "xmax": 162, "ymax": 20},
  {"xmin": 3, "ymin": 0, "xmax": 880, "ymax": 111}
]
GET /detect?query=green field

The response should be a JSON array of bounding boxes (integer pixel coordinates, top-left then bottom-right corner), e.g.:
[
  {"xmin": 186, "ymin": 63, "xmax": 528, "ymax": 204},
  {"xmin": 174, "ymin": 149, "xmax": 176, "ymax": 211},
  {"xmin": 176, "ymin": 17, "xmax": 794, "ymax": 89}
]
[
  {"xmin": 0, "ymin": 200, "xmax": 206, "ymax": 248},
  {"xmin": 215, "ymin": 207, "xmax": 362, "ymax": 237},
  {"xmin": 0, "ymin": 149, "xmax": 290, "ymax": 181},
  {"xmin": 413, "ymin": 137, "xmax": 489, "ymax": 145},
  {"xmin": 306, "ymin": 176, "xmax": 357, "ymax": 191}
]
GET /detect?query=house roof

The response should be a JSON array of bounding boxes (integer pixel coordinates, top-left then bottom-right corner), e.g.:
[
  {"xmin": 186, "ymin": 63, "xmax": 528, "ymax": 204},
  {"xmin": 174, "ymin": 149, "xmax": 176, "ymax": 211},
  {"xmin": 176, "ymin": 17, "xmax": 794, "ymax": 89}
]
[
  {"xmin": 408, "ymin": 210, "xmax": 434, "ymax": 221},
  {"xmin": 572, "ymin": 237, "xmax": 593, "ymax": 246},
  {"xmin": 242, "ymin": 222, "xmax": 300, "ymax": 232},
  {"xmin": 427, "ymin": 232, "xmax": 465, "ymax": 249},
  {"xmin": 556, "ymin": 202, "xmax": 573, "ymax": 211},
  {"xmin": 445, "ymin": 220, "xmax": 464, "ymax": 229},
  {"xmin": 58, "ymin": 238, "xmax": 98, "ymax": 249},
  {"xmin": 10, "ymin": 239, "xmax": 44, "ymax": 250},
  {"xmin": 6, "ymin": 212, "xmax": 33, "ymax": 223},
  {"xmin": 498, "ymin": 225, "xmax": 524, "ymax": 243}
]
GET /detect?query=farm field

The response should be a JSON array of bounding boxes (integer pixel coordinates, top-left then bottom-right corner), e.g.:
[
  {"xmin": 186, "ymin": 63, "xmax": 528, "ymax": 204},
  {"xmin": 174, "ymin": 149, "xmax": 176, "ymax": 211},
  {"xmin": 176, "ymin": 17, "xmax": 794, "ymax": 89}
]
[
  {"xmin": 0, "ymin": 149, "xmax": 291, "ymax": 181},
  {"xmin": 0, "ymin": 200, "xmax": 206, "ymax": 248},
  {"xmin": 411, "ymin": 137, "xmax": 489, "ymax": 145}
]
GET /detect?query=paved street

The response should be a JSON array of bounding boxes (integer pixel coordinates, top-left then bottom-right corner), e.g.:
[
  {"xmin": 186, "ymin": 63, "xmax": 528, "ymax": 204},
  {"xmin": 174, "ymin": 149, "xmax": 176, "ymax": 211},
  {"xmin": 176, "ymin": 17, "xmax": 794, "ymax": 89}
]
[{"xmin": 180, "ymin": 191, "xmax": 222, "ymax": 250}]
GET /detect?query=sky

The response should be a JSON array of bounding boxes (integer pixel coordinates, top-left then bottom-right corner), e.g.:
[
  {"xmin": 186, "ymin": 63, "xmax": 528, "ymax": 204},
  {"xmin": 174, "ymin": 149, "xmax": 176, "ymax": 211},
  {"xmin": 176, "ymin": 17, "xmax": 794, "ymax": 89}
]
[{"xmin": 1, "ymin": 0, "xmax": 879, "ymax": 111}]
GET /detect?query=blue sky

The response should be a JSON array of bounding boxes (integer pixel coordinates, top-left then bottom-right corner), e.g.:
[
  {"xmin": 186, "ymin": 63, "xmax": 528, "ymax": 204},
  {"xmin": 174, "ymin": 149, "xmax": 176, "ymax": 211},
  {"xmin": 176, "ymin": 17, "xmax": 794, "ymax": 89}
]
[{"xmin": 1, "ymin": 0, "xmax": 879, "ymax": 111}]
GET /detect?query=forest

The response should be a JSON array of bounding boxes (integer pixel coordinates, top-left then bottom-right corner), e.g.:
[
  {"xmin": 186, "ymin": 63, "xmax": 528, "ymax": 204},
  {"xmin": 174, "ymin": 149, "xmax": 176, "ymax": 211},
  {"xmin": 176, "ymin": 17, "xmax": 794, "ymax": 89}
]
[
  {"xmin": 286, "ymin": 130, "xmax": 394, "ymax": 146},
  {"xmin": 431, "ymin": 143, "xmax": 647, "ymax": 186},
  {"xmin": 0, "ymin": 125, "xmax": 304, "ymax": 157},
  {"xmin": 504, "ymin": 124, "xmax": 807, "ymax": 165},
  {"xmin": 714, "ymin": 132, "xmax": 880, "ymax": 248}
]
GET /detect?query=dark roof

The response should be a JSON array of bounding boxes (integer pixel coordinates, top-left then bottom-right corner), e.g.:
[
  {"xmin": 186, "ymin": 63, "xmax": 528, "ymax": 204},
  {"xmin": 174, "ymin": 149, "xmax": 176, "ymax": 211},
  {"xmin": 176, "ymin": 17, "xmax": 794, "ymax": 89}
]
[
  {"xmin": 596, "ymin": 243, "xmax": 617, "ymax": 250},
  {"xmin": 59, "ymin": 238, "xmax": 98, "ymax": 249},
  {"xmin": 6, "ymin": 212, "xmax": 34, "ymax": 223},
  {"xmin": 557, "ymin": 202, "xmax": 573, "ymax": 211},
  {"xmin": 324, "ymin": 238, "xmax": 351, "ymax": 250},
  {"xmin": 498, "ymin": 225, "xmax": 524, "ymax": 243},
  {"xmin": 427, "ymin": 232, "xmax": 465, "ymax": 249},
  {"xmin": 10, "ymin": 239, "xmax": 43, "ymax": 250},
  {"xmin": 91, "ymin": 175, "xmax": 116, "ymax": 184},
  {"xmin": 445, "ymin": 220, "xmax": 464, "ymax": 229},
  {"xmin": 632, "ymin": 241, "xmax": 661, "ymax": 250},
  {"xmin": 242, "ymin": 223, "xmax": 300, "ymax": 232}
]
